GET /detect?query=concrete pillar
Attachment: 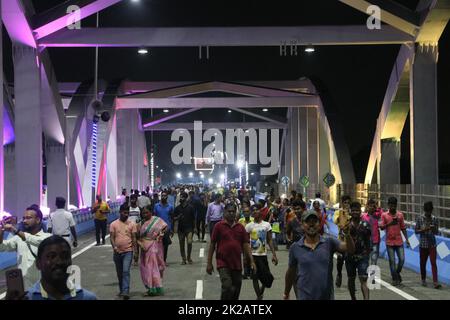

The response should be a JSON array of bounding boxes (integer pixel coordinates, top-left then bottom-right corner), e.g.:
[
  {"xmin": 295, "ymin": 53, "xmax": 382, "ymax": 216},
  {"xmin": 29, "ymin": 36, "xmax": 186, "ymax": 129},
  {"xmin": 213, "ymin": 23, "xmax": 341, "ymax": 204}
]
[
  {"xmin": 299, "ymin": 108, "xmax": 308, "ymax": 179},
  {"xmin": 14, "ymin": 45, "xmax": 42, "ymax": 217},
  {"xmin": 117, "ymin": 110, "xmax": 133, "ymax": 191},
  {"xmin": 307, "ymin": 108, "xmax": 319, "ymax": 184},
  {"xmin": 4, "ymin": 145, "xmax": 15, "ymax": 214},
  {"xmin": 318, "ymin": 117, "xmax": 331, "ymax": 183},
  {"xmin": 0, "ymin": 9, "xmax": 3, "ymax": 214},
  {"xmin": 46, "ymin": 140, "xmax": 68, "ymax": 211},
  {"xmin": 410, "ymin": 43, "xmax": 439, "ymax": 185},
  {"xmin": 284, "ymin": 108, "xmax": 292, "ymax": 184},
  {"xmin": 380, "ymin": 138, "xmax": 401, "ymax": 185},
  {"xmin": 291, "ymin": 108, "xmax": 299, "ymax": 188}
]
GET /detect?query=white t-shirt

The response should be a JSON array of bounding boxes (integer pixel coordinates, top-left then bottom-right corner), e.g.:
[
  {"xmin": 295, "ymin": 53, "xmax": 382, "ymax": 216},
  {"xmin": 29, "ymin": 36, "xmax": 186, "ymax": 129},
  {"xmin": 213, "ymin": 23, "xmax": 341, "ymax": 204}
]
[
  {"xmin": 48, "ymin": 209, "xmax": 76, "ymax": 240},
  {"xmin": 129, "ymin": 206, "xmax": 141, "ymax": 224},
  {"xmin": 245, "ymin": 221, "xmax": 272, "ymax": 256}
]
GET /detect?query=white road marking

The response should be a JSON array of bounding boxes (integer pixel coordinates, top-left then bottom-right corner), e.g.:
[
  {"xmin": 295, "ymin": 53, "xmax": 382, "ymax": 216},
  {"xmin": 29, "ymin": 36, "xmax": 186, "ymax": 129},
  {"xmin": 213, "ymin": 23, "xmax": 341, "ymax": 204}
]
[
  {"xmin": 332, "ymin": 254, "xmax": 418, "ymax": 300},
  {"xmin": 1, "ymin": 234, "xmax": 112, "ymax": 299},
  {"xmin": 72, "ymin": 235, "xmax": 111, "ymax": 259},
  {"xmin": 199, "ymin": 248, "xmax": 205, "ymax": 258},
  {"xmin": 195, "ymin": 280, "xmax": 203, "ymax": 299}
]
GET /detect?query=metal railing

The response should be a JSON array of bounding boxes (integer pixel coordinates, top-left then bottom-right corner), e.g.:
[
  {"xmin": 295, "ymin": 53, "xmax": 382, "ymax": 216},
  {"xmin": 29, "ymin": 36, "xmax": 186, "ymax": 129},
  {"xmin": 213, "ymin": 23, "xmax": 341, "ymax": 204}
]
[{"xmin": 279, "ymin": 183, "xmax": 450, "ymax": 237}]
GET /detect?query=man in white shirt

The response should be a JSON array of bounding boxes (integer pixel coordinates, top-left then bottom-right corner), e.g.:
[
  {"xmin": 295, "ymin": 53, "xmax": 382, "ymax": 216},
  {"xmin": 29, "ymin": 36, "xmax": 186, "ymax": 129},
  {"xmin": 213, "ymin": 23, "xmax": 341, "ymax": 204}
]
[
  {"xmin": 137, "ymin": 191, "xmax": 151, "ymax": 209},
  {"xmin": 313, "ymin": 192, "xmax": 327, "ymax": 211},
  {"xmin": 47, "ymin": 197, "xmax": 78, "ymax": 247},
  {"xmin": 0, "ymin": 206, "xmax": 52, "ymax": 289}
]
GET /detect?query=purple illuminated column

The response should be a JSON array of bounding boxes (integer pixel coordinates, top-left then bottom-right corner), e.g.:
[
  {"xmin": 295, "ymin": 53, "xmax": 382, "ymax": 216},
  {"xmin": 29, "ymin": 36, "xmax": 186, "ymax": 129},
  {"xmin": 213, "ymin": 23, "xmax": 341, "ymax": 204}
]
[{"xmin": 0, "ymin": 4, "xmax": 3, "ymax": 215}]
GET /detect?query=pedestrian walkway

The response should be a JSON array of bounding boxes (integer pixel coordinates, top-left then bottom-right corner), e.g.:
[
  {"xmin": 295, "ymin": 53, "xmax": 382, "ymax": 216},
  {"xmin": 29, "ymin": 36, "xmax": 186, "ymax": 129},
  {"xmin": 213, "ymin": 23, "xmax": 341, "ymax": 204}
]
[{"xmin": 3, "ymin": 226, "xmax": 447, "ymax": 300}]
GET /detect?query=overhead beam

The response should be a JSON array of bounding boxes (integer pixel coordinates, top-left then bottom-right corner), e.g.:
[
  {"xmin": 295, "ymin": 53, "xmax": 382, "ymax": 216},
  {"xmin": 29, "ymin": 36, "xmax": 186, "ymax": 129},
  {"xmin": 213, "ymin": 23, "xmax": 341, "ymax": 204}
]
[
  {"xmin": 339, "ymin": 0, "xmax": 421, "ymax": 36},
  {"xmin": 37, "ymin": 25, "xmax": 414, "ymax": 47},
  {"xmin": 416, "ymin": 0, "xmax": 450, "ymax": 43},
  {"xmin": 124, "ymin": 81, "xmax": 305, "ymax": 99},
  {"xmin": 143, "ymin": 122, "xmax": 287, "ymax": 131},
  {"xmin": 230, "ymin": 108, "xmax": 287, "ymax": 126},
  {"xmin": 116, "ymin": 96, "xmax": 320, "ymax": 110},
  {"xmin": 143, "ymin": 108, "xmax": 201, "ymax": 128},
  {"xmin": 32, "ymin": 0, "xmax": 123, "ymax": 40}
]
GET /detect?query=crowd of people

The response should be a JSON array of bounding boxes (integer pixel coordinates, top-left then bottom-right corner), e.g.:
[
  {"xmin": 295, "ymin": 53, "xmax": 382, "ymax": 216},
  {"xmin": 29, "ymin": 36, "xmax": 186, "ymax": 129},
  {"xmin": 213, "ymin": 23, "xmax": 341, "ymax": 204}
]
[{"xmin": 0, "ymin": 183, "xmax": 444, "ymax": 300}]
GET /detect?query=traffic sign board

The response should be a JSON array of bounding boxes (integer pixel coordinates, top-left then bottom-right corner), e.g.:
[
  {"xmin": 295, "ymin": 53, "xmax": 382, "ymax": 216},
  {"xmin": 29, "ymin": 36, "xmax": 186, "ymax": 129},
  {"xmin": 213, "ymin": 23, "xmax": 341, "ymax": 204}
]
[
  {"xmin": 281, "ymin": 176, "xmax": 290, "ymax": 186},
  {"xmin": 323, "ymin": 173, "xmax": 336, "ymax": 188},
  {"xmin": 299, "ymin": 176, "xmax": 310, "ymax": 188}
]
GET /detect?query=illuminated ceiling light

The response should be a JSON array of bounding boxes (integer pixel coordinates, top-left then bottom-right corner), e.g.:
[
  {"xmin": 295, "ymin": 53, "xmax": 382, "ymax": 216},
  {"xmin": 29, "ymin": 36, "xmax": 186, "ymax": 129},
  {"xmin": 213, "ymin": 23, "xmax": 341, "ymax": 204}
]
[
  {"xmin": 228, "ymin": 110, "xmax": 232, "ymax": 113},
  {"xmin": 163, "ymin": 109, "xmax": 169, "ymax": 113},
  {"xmin": 160, "ymin": 169, "xmax": 163, "ymax": 172},
  {"xmin": 305, "ymin": 45, "xmax": 315, "ymax": 53},
  {"xmin": 262, "ymin": 108, "xmax": 269, "ymax": 112},
  {"xmin": 176, "ymin": 172, "xmax": 181, "ymax": 179},
  {"xmin": 138, "ymin": 48, "xmax": 148, "ymax": 54},
  {"xmin": 245, "ymin": 130, "xmax": 249, "ymax": 133},
  {"xmin": 131, "ymin": 0, "xmax": 140, "ymax": 3},
  {"xmin": 189, "ymin": 172, "xmax": 194, "ymax": 177}
]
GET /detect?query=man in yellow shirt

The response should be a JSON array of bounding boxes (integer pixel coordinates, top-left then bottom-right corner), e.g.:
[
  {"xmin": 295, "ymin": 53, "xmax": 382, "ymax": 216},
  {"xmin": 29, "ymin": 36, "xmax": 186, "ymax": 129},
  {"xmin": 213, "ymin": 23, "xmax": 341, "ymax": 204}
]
[
  {"xmin": 92, "ymin": 195, "xmax": 110, "ymax": 246},
  {"xmin": 333, "ymin": 195, "xmax": 351, "ymax": 288}
]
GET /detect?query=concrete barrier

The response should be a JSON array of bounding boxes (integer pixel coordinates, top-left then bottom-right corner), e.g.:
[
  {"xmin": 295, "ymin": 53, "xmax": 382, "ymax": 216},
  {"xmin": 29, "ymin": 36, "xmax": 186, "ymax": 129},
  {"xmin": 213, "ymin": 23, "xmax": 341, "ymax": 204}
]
[{"xmin": 326, "ymin": 209, "xmax": 450, "ymax": 285}]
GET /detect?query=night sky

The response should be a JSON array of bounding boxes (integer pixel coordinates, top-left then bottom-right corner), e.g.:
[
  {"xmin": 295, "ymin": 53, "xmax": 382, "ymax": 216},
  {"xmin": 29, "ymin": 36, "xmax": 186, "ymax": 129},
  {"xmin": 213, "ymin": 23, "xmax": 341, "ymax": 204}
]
[{"xmin": 3, "ymin": 0, "xmax": 449, "ymax": 183}]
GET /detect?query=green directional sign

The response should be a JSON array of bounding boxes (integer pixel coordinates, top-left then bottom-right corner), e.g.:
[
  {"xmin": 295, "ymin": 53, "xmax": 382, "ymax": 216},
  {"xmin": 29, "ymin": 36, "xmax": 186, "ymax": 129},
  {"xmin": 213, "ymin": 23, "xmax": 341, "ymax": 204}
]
[
  {"xmin": 323, "ymin": 173, "xmax": 336, "ymax": 188},
  {"xmin": 299, "ymin": 175, "xmax": 310, "ymax": 188}
]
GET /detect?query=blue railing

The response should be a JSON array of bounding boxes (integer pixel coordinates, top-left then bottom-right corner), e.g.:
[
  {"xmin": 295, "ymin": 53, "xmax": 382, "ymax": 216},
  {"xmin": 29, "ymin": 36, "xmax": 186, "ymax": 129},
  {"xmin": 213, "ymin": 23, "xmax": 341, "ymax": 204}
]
[
  {"xmin": 326, "ymin": 209, "xmax": 450, "ymax": 285},
  {"xmin": 0, "ymin": 202, "xmax": 120, "ymax": 271}
]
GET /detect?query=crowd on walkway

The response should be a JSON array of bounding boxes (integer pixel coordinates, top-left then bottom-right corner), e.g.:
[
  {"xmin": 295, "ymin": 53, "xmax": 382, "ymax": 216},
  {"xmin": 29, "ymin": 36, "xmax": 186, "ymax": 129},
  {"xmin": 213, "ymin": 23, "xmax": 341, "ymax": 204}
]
[{"xmin": 0, "ymin": 183, "xmax": 445, "ymax": 300}]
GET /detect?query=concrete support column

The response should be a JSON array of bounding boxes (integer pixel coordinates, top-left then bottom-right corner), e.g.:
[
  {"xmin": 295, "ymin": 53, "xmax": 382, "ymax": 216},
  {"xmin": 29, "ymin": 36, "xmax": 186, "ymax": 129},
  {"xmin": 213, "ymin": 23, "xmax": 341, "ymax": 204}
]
[
  {"xmin": 117, "ymin": 110, "xmax": 132, "ymax": 192},
  {"xmin": 4, "ymin": 145, "xmax": 15, "ymax": 214},
  {"xmin": 410, "ymin": 43, "xmax": 439, "ymax": 185},
  {"xmin": 380, "ymin": 138, "xmax": 401, "ymax": 185},
  {"xmin": 298, "ymin": 108, "xmax": 308, "ymax": 179},
  {"xmin": 0, "ymin": 9, "xmax": 3, "ymax": 214},
  {"xmin": 318, "ymin": 117, "xmax": 331, "ymax": 183},
  {"xmin": 284, "ymin": 108, "xmax": 292, "ymax": 184},
  {"xmin": 14, "ymin": 45, "xmax": 42, "ymax": 217},
  {"xmin": 291, "ymin": 108, "xmax": 299, "ymax": 188},
  {"xmin": 307, "ymin": 108, "xmax": 319, "ymax": 184},
  {"xmin": 46, "ymin": 140, "xmax": 68, "ymax": 211}
]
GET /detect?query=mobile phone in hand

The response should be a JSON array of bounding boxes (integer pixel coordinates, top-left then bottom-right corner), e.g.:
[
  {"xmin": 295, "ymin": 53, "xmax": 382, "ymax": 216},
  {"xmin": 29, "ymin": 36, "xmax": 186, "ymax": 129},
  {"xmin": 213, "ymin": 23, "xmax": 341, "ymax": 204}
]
[{"xmin": 6, "ymin": 269, "xmax": 25, "ymax": 299}]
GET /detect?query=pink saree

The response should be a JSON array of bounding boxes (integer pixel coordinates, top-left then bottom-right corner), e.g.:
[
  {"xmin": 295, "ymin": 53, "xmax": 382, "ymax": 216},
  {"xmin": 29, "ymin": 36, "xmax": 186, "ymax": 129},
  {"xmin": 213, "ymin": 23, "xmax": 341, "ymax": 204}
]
[{"xmin": 139, "ymin": 216, "xmax": 167, "ymax": 294}]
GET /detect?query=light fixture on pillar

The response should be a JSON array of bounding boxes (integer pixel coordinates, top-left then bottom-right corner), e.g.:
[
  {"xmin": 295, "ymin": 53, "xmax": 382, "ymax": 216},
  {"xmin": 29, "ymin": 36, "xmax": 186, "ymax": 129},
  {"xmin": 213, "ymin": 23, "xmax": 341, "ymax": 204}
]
[
  {"xmin": 138, "ymin": 48, "xmax": 148, "ymax": 55},
  {"xmin": 262, "ymin": 108, "xmax": 269, "ymax": 112},
  {"xmin": 305, "ymin": 45, "xmax": 315, "ymax": 53}
]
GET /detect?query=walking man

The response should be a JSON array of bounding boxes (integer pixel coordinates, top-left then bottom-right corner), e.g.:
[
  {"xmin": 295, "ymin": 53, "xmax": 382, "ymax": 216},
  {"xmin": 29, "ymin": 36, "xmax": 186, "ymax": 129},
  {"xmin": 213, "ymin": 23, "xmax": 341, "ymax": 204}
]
[
  {"xmin": 206, "ymin": 203, "xmax": 256, "ymax": 300},
  {"xmin": 380, "ymin": 197, "xmax": 410, "ymax": 286},
  {"xmin": 346, "ymin": 202, "xmax": 371, "ymax": 300},
  {"xmin": 415, "ymin": 201, "xmax": 441, "ymax": 289},
  {"xmin": 284, "ymin": 210, "xmax": 355, "ymax": 300},
  {"xmin": 245, "ymin": 204, "xmax": 278, "ymax": 300},
  {"xmin": 110, "ymin": 204, "xmax": 138, "ymax": 300},
  {"xmin": 47, "ymin": 197, "xmax": 78, "ymax": 248},
  {"xmin": 154, "ymin": 191, "xmax": 174, "ymax": 265},
  {"xmin": 333, "ymin": 195, "xmax": 351, "ymax": 287},
  {"xmin": 174, "ymin": 192, "xmax": 196, "ymax": 264},
  {"xmin": 206, "ymin": 194, "xmax": 224, "ymax": 235},
  {"xmin": 92, "ymin": 195, "xmax": 110, "ymax": 246}
]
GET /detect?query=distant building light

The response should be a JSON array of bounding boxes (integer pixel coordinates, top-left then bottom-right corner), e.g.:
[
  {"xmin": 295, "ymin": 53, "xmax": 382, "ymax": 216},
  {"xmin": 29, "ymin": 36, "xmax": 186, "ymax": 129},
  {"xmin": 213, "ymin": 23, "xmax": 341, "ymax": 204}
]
[{"xmin": 305, "ymin": 45, "xmax": 315, "ymax": 53}]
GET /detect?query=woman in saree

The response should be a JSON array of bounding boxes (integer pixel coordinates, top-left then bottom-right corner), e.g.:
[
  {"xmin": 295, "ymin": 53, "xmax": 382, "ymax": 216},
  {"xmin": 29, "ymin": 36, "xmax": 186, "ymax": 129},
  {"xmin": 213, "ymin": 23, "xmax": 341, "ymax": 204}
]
[{"xmin": 137, "ymin": 205, "xmax": 168, "ymax": 296}]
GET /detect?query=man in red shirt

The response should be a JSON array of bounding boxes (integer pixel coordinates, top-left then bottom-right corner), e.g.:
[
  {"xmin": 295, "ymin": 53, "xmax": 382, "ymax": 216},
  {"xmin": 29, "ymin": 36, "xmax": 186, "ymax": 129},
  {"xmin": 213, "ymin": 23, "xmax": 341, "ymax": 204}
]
[
  {"xmin": 206, "ymin": 203, "xmax": 256, "ymax": 300},
  {"xmin": 380, "ymin": 197, "xmax": 410, "ymax": 286}
]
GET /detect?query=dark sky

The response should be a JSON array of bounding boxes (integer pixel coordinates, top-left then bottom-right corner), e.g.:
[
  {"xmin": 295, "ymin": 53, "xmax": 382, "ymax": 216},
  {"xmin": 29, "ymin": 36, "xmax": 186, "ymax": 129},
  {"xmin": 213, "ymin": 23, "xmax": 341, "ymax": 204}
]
[{"xmin": 3, "ymin": 0, "xmax": 449, "ymax": 183}]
